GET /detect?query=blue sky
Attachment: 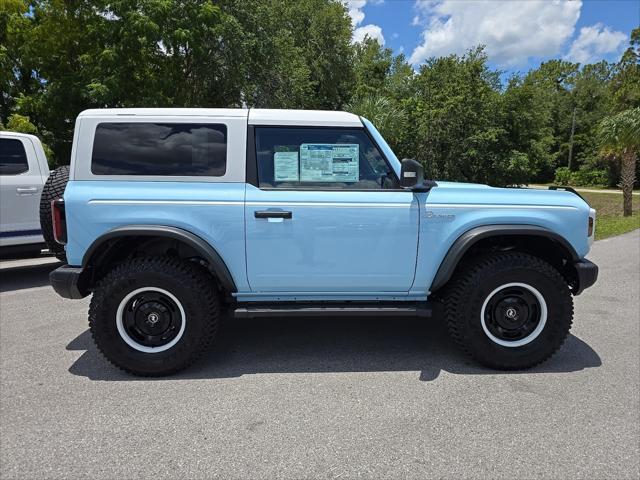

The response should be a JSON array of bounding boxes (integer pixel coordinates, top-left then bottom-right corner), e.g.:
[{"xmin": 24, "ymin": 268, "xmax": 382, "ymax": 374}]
[{"xmin": 344, "ymin": 0, "xmax": 639, "ymax": 75}]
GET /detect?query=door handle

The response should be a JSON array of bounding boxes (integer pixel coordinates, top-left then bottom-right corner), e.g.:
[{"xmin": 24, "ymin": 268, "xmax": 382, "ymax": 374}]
[
  {"xmin": 16, "ymin": 187, "xmax": 38, "ymax": 194},
  {"xmin": 254, "ymin": 210, "xmax": 293, "ymax": 219}
]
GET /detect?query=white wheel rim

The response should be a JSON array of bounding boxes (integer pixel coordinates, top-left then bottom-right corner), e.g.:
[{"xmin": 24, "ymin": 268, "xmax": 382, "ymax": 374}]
[
  {"xmin": 116, "ymin": 287, "xmax": 186, "ymax": 353},
  {"xmin": 480, "ymin": 282, "xmax": 547, "ymax": 348}
]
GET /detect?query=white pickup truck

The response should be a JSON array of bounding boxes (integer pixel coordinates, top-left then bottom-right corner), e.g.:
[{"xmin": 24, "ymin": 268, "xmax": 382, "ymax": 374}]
[{"xmin": 0, "ymin": 131, "xmax": 51, "ymax": 257}]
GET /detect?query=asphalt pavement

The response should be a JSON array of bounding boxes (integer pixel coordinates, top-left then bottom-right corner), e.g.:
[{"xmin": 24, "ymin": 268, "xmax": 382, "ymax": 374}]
[{"xmin": 1, "ymin": 231, "xmax": 639, "ymax": 479}]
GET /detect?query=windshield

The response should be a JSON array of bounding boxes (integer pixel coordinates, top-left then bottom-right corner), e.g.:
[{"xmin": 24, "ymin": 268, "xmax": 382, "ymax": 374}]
[{"xmin": 360, "ymin": 117, "xmax": 401, "ymax": 178}]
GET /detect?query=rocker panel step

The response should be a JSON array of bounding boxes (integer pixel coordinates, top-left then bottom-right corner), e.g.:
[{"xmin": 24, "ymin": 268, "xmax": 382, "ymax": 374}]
[{"xmin": 233, "ymin": 303, "xmax": 432, "ymax": 318}]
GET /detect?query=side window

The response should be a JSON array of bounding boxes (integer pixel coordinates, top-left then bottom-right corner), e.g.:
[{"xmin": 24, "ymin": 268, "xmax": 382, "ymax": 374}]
[
  {"xmin": 0, "ymin": 138, "xmax": 29, "ymax": 175},
  {"xmin": 255, "ymin": 127, "xmax": 399, "ymax": 189},
  {"xmin": 91, "ymin": 123, "xmax": 227, "ymax": 176}
]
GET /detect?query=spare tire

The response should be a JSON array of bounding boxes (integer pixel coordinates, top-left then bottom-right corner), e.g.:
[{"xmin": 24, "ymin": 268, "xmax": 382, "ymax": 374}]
[{"xmin": 40, "ymin": 165, "xmax": 69, "ymax": 261}]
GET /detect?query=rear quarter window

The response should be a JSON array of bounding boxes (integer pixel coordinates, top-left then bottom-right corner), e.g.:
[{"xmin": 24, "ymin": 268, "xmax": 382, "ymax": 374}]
[
  {"xmin": 0, "ymin": 138, "xmax": 29, "ymax": 175},
  {"xmin": 91, "ymin": 123, "xmax": 227, "ymax": 176}
]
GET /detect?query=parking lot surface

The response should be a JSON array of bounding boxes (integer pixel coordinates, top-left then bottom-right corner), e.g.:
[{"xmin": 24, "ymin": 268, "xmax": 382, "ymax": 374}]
[{"xmin": 1, "ymin": 230, "xmax": 639, "ymax": 479}]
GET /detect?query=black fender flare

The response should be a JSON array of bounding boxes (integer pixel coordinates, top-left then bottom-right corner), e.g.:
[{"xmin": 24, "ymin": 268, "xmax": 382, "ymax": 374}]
[
  {"xmin": 429, "ymin": 224, "xmax": 579, "ymax": 292},
  {"xmin": 82, "ymin": 225, "xmax": 237, "ymax": 293}
]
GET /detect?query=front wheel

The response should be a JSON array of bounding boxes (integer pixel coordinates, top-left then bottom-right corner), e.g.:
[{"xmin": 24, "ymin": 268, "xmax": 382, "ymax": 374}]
[
  {"xmin": 443, "ymin": 252, "xmax": 573, "ymax": 370},
  {"xmin": 89, "ymin": 256, "xmax": 220, "ymax": 376}
]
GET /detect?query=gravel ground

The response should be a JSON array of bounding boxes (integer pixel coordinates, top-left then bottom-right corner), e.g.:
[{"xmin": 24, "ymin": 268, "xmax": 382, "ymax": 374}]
[{"xmin": 0, "ymin": 230, "xmax": 638, "ymax": 479}]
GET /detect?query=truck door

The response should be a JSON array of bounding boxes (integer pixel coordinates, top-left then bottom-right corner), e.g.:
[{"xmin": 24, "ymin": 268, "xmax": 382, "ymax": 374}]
[
  {"xmin": 0, "ymin": 136, "xmax": 45, "ymax": 246},
  {"xmin": 244, "ymin": 126, "xmax": 419, "ymax": 293}
]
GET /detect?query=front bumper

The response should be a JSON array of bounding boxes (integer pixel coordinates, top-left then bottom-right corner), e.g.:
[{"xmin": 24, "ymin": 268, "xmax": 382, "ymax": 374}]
[
  {"xmin": 573, "ymin": 259, "xmax": 598, "ymax": 295},
  {"xmin": 50, "ymin": 265, "xmax": 90, "ymax": 299}
]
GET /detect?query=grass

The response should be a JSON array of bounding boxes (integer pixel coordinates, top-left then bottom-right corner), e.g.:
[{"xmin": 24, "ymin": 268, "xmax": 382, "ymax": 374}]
[{"xmin": 581, "ymin": 192, "xmax": 640, "ymax": 240}]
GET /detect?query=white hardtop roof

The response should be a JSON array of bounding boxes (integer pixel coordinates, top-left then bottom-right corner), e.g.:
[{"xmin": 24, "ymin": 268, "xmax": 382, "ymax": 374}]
[
  {"xmin": 78, "ymin": 108, "xmax": 363, "ymax": 127},
  {"xmin": 248, "ymin": 109, "xmax": 362, "ymax": 127},
  {"xmin": 78, "ymin": 108, "xmax": 247, "ymax": 118},
  {"xmin": 0, "ymin": 131, "xmax": 41, "ymax": 140}
]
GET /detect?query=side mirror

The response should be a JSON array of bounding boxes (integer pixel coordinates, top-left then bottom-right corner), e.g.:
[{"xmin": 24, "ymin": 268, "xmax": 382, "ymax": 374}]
[
  {"xmin": 400, "ymin": 158, "xmax": 423, "ymax": 188},
  {"xmin": 400, "ymin": 158, "xmax": 436, "ymax": 192}
]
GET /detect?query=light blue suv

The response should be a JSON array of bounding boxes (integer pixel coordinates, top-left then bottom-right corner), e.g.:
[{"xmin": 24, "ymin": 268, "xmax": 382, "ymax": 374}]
[{"xmin": 50, "ymin": 108, "xmax": 598, "ymax": 376}]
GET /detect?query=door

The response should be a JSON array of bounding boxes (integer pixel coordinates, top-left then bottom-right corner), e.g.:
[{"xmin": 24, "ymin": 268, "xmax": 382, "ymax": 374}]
[
  {"xmin": 245, "ymin": 126, "xmax": 419, "ymax": 293},
  {"xmin": 0, "ymin": 136, "xmax": 44, "ymax": 246}
]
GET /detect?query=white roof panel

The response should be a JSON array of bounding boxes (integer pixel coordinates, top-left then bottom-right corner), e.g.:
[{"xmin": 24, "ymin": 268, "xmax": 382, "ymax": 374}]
[
  {"xmin": 78, "ymin": 108, "xmax": 249, "ymax": 118},
  {"xmin": 249, "ymin": 109, "xmax": 362, "ymax": 127},
  {"xmin": 76, "ymin": 108, "xmax": 362, "ymax": 127}
]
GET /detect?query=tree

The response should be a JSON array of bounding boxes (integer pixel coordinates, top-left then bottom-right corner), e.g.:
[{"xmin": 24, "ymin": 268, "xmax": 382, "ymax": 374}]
[
  {"xmin": 2, "ymin": 0, "xmax": 355, "ymax": 163},
  {"xmin": 408, "ymin": 47, "xmax": 532, "ymax": 186},
  {"xmin": 0, "ymin": 113, "xmax": 54, "ymax": 163},
  {"xmin": 502, "ymin": 75, "xmax": 555, "ymax": 183},
  {"xmin": 351, "ymin": 37, "xmax": 393, "ymax": 99},
  {"xmin": 599, "ymin": 108, "xmax": 640, "ymax": 216},
  {"xmin": 346, "ymin": 39, "xmax": 412, "ymax": 152},
  {"xmin": 345, "ymin": 94, "xmax": 407, "ymax": 147},
  {"xmin": 522, "ymin": 60, "xmax": 579, "ymax": 179},
  {"xmin": 610, "ymin": 27, "xmax": 640, "ymax": 111}
]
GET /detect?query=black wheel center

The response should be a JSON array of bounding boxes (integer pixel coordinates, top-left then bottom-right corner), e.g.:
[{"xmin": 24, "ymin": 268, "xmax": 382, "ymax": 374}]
[
  {"xmin": 494, "ymin": 297, "xmax": 530, "ymax": 330},
  {"xmin": 134, "ymin": 301, "xmax": 171, "ymax": 335},
  {"xmin": 122, "ymin": 291, "xmax": 182, "ymax": 348},
  {"xmin": 484, "ymin": 286, "xmax": 542, "ymax": 342}
]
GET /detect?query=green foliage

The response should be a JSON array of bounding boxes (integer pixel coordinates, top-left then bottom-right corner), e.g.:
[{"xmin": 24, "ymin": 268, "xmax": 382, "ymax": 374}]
[
  {"xmin": 1, "ymin": 3, "xmax": 638, "ymax": 188},
  {"xmin": 554, "ymin": 166, "xmax": 609, "ymax": 187},
  {"xmin": 610, "ymin": 28, "xmax": 640, "ymax": 111},
  {"xmin": 4, "ymin": 113, "xmax": 37, "ymax": 134},
  {"xmin": 407, "ymin": 47, "xmax": 537, "ymax": 186},
  {"xmin": 598, "ymin": 108, "xmax": 640, "ymax": 153},
  {"xmin": 2, "ymin": 0, "xmax": 355, "ymax": 163},
  {"xmin": 345, "ymin": 95, "xmax": 407, "ymax": 148},
  {"xmin": 554, "ymin": 167, "xmax": 573, "ymax": 185},
  {"xmin": 0, "ymin": 113, "xmax": 55, "ymax": 164}
]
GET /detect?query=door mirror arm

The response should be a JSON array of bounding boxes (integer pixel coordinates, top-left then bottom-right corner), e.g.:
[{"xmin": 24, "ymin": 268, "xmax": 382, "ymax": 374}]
[{"xmin": 407, "ymin": 179, "xmax": 437, "ymax": 192}]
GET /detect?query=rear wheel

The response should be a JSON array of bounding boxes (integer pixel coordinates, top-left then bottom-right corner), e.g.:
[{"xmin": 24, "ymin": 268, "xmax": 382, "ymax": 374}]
[
  {"xmin": 443, "ymin": 252, "xmax": 573, "ymax": 370},
  {"xmin": 89, "ymin": 256, "xmax": 220, "ymax": 376},
  {"xmin": 39, "ymin": 165, "xmax": 69, "ymax": 261}
]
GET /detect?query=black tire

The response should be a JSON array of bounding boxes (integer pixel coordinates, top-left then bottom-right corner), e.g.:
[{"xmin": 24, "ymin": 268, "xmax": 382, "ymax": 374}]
[
  {"xmin": 39, "ymin": 165, "xmax": 69, "ymax": 261},
  {"xmin": 442, "ymin": 252, "xmax": 573, "ymax": 370},
  {"xmin": 89, "ymin": 256, "xmax": 220, "ymax": 376}
]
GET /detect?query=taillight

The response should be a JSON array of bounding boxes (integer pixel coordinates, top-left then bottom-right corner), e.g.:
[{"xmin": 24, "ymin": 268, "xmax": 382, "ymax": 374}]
[
  {"xmin": 588, "ymin": 217, "xmax": 594, "ymax": 237},
  {"xmin": 51, "ymin": 198, "xmax": 67, "ymax": 244}
]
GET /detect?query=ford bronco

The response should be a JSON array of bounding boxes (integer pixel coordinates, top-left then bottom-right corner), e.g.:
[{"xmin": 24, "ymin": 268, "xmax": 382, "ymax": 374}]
[{"xmin": 49, "ymin": 108, "xmax": 598, "ymax": 376}]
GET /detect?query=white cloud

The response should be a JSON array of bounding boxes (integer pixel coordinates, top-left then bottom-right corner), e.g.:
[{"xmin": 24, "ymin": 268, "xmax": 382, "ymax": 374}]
[
  {"xmin": 565, "ymin": 23, "xmax": 627, "ymax": 64},
  {"xmin": 409, "ymin": 0, "xmax": 582, "ymax": 67},
  {"xmin": 353, "ymin": 24, "xmax": 386, "ymax": 45},
  {"xmin": 344, "ymin": 0, "xmax": 366, "ymax": 26},
  {"xmin": 342, "ymin": 0, "xmax": 385, "ymax": 45}
]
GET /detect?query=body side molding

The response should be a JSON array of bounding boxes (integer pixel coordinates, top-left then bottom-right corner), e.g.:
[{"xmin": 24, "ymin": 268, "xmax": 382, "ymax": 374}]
[
  {"xmin": 82, "ymin": 225, "xmax": 237, "ymax": 292},
  {"xmin": 429, "ymin": 224, "xmax": 579, "ymax": 292}
]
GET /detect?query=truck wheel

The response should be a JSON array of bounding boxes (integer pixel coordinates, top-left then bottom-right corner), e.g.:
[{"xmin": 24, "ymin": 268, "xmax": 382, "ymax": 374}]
[
  {"xmin": 89, "ymin": 256, "xmax": 220, "ymax": 376},
  {"xmin": 443, "ymin": 252, "xmax": 573, "ymax": 370},
  {"xmin": 39, "ymin": 165, "xmax": 69, "ymax": 261}
]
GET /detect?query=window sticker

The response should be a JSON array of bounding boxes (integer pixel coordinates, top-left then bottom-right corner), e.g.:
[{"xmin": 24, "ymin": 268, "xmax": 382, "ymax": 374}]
[
  {"xmin": 274, "ymin": 151, "xmax": 299, "ymax": 181},
  {"xmin": 299, "ymin": 144, "xmax": 359, "ymax": 182}
]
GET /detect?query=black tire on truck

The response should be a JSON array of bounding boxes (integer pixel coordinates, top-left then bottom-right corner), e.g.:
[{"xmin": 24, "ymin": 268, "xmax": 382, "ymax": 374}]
[
  {"xmin": 442, "ymin": 251, "xmax": 573, "ymax": 370},
  {"xmin": 89, "ymin": 256, "xmax": 220, "ymax": 376},
  {"xmin": 39, "ymin": 165, "xmax": 69, "ymax": 261}
]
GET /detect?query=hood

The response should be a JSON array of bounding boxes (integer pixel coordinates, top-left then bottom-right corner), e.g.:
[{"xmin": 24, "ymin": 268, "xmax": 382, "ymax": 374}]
[
  {"xmin": 433, "ymin": 180, "xmax": 492, "ymax": 189},
  {"xmin": 428, "ymin": 182, "xmax": 590, "ymax": 210}
]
